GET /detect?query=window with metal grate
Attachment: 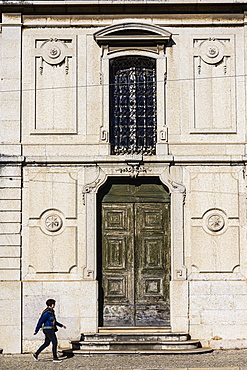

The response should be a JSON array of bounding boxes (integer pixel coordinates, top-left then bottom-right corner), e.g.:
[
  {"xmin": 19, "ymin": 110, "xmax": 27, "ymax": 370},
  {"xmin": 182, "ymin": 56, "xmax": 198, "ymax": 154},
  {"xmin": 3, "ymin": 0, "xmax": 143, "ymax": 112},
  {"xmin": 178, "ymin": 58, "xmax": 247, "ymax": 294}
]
[{"xmin": 110, "ymin": 57, "xmax": 157, "ymax": 155}]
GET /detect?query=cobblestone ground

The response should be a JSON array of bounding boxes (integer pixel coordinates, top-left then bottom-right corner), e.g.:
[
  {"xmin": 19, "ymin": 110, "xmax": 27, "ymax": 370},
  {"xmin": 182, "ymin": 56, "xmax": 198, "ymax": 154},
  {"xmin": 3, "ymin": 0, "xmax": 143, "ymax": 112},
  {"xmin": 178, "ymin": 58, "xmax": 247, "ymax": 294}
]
[{"xmin": 1, "ymin": 350, "xmax": 247, "ymax": 370}]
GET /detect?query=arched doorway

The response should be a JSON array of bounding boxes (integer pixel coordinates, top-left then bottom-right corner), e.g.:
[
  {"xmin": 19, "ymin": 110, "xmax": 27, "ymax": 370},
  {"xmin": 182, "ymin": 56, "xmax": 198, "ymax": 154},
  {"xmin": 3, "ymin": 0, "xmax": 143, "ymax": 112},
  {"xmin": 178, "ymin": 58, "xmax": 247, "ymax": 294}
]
[{"xmin": 98, "ymin": 178, "xmax": 171, "ymax": 327}]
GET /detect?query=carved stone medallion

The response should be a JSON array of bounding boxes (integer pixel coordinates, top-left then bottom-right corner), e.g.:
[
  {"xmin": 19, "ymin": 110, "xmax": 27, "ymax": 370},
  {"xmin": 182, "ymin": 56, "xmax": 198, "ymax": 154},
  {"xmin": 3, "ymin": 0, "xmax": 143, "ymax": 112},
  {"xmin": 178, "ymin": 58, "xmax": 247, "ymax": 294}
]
[
  {"xmin": 207, "ymin": 214, "xmax": 225, "ymax": 232},
  {"xmin": 200, "ymin": 38, "xmax": 225, "ymax": 65},
  {"xmin": 45, "ymin": 214, "xmax": 63, "ymax": 232},
  {"xmin": 202, "ymin": 209, "xmax": 227, "ymax": 234},
  {"xmin": 40, "ymin": 209, "xmax": 65, "ymax": 235},
  {"xmin": 41, "ymin": 38, "xmax": 68, "ymax": 65}
]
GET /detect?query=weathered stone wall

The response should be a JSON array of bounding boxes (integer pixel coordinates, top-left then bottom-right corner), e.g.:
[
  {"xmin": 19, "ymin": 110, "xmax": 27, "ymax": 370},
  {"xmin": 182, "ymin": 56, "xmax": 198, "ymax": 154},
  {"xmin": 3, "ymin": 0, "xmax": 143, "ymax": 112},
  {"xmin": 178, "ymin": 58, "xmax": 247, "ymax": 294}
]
[
  {"xmin": 190, "ymin": 280, "xmax": 247, "ymax": 349},
  {"xmin": 0, "ymin": 161, "xmax": 22, "ymax": 353},
  {"xmin": 22, "ymin": 280, "xmax": 98, "ymax": 353},
  {"xmin": 184, "ymin": 165, "xmax": 247, "ymax": 348},
  {"xmin": 1, "ymin": 7, "xmax": 247, "ymax": 353},
  {"xmin": 0, "ymin": 12, "xmax": 23, "ymax": 354}
]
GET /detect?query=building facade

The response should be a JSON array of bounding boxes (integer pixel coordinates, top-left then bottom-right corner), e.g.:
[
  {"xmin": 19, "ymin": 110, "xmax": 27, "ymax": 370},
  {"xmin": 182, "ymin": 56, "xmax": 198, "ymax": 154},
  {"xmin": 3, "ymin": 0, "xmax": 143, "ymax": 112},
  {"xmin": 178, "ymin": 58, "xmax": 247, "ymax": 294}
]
[{"xmin": 1, "ymin": 0, "xmax": 247, "ymax": 353}]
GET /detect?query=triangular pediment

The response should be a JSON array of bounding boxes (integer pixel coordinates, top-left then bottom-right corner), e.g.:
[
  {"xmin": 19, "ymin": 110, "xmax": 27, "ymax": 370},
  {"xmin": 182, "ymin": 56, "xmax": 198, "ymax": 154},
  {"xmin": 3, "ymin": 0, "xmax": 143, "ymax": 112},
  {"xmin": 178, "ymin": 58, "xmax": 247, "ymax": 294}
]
[{"xmin": 94, "ymin": 22, "xmax": 171, "ymax": 45}]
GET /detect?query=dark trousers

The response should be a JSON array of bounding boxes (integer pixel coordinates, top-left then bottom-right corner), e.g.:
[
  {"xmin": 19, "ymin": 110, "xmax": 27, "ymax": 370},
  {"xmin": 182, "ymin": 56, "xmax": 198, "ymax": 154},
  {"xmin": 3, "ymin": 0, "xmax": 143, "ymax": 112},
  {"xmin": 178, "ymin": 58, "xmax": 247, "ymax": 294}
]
[{"xmin": 36, "ymin": 328, "xmax": 58, "ymax": 359}]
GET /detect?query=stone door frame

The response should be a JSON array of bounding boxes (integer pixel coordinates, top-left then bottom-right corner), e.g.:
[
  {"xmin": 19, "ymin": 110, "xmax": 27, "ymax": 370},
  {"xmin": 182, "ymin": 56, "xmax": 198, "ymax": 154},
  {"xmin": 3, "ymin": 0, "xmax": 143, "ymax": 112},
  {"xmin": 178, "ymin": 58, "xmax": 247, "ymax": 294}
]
[{"xmin": 82, "ymin": 161, "xmax": 188, "ymax": 333}]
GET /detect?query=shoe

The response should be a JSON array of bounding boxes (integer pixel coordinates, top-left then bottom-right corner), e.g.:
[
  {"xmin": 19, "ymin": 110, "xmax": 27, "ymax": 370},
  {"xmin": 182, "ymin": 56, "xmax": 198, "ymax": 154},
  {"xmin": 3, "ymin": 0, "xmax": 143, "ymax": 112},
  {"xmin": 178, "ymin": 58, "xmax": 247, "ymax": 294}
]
[
  {"xmin": 32, "ymin": 353, "xmax": 39, "ymax": 361},
  {"xmin": 53, "ymin": 358, "xmax": 63, "ymax": 363}
]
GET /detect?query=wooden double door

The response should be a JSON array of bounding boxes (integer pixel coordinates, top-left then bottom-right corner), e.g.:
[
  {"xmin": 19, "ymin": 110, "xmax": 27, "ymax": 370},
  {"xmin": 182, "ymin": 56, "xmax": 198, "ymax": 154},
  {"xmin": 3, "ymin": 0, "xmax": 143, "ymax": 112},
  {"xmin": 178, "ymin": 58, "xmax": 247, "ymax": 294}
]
[{"xmin": 100, "ymin": 183, "xmax": 170, "ymax": 327}]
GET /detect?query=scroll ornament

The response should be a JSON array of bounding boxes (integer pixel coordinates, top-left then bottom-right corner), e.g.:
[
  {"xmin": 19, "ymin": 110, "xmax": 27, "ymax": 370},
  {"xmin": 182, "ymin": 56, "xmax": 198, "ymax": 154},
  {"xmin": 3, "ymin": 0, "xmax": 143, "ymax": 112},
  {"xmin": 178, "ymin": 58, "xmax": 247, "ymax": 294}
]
[{"xmin": 116, "ymin": 163, "xmax": 149, "ymax": 178}]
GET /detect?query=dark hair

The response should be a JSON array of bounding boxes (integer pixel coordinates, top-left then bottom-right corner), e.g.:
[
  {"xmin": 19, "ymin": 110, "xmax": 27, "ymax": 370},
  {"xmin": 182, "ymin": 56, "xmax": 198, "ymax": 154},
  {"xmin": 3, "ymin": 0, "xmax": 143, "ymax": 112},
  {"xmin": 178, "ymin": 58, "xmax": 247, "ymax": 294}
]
[{"xmin": 46, "ymin": 299, "xmax": 56, "ymax": 307}]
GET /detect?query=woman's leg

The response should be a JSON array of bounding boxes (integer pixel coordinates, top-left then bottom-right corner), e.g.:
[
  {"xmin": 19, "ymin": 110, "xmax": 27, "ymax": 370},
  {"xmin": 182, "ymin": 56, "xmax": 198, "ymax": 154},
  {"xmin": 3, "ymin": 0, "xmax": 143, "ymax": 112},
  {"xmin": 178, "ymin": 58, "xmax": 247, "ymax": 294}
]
[
  {"xmin": 35, "ymin": 330, "xmax": 51, "ymax": 356},
  {"xmin": 41, "ymin": 328, "xmax": 58, "ymax": 359},
  {"xmin": 50, "ymin": 330, "xmax": 58, "ymax": 359}
]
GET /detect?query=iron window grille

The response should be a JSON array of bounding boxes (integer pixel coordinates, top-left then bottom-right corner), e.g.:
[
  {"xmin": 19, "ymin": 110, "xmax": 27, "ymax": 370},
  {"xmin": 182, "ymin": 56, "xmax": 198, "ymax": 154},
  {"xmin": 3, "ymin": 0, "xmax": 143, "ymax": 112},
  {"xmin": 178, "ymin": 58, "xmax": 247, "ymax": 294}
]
[{"xmin": 110, "ymin": 57, "xmax": 157, "ymax": 155}]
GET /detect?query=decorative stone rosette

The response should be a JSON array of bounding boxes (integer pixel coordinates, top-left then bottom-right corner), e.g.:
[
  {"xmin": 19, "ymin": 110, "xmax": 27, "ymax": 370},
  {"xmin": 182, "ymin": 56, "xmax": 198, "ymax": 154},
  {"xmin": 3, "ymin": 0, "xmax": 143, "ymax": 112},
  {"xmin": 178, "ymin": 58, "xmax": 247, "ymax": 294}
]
[
  {"xmin": 40, "ymin": 209, "xmax": 65, "ymax": 235},
  {"xmin": 199, "ymin": 38, "xmax": 226, "ymax": 65},
  {"xmin": 45, "ymin": 214, "xmax": 63, "ymax": 232},
  {"xmin": 207, "ymin": 213, "xmax": 225, "ymax": 232},
  {"xmin": 202, "ymin": 209, "xmax": 227, "ymax": 235},
  {"xmin": 196, "ymin": 37, "xmax": 229, "ymax": 75},
  {"xmin": 38, "ymin": 38, "xmax": 70, "ymax": 74}
]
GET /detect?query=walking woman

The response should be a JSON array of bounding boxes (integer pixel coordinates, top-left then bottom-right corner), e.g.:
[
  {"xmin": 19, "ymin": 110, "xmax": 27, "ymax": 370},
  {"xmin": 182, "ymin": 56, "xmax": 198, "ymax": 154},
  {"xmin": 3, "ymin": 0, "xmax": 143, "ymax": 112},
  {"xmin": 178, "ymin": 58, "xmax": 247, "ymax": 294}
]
[{"xmin": 32, "ymin": 299, "xmax": 66, "ymax": 363}]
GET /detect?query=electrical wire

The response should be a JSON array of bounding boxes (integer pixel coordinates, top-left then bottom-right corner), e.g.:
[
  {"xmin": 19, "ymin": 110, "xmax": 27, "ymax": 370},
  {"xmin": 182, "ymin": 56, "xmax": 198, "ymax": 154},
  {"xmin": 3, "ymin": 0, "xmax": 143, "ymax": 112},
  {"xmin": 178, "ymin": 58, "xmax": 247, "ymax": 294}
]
[{"xmin": 0, "ymin": 72, "xmax": 245, "ymax": 94}]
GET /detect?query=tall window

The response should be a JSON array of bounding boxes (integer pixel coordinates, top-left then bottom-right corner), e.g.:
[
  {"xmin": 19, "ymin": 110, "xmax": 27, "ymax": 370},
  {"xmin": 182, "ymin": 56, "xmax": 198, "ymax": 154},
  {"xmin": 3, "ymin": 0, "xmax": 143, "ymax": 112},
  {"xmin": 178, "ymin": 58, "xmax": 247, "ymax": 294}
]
[{"xmin": 110, "ymin": 57, "xmax": 156, "ymax": 155}]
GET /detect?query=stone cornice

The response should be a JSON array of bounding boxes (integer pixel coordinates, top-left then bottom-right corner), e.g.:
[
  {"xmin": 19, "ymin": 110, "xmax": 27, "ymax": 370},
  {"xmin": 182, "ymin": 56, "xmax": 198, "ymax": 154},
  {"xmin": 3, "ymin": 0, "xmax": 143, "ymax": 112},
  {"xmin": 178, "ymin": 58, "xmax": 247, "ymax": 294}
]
[
  {"xmin": 0, "ymin": 155, "xmax": 24, "ymax": 164},
  {"xmin": 20, "ymin": 155, "xmax": 247, "ymax": 165},
  {"xmin": 0, "ymin": 0, "xmax": 246, "ymax": 4},
  {"xmin": 1, "ymin": 155, "xmax": 246, "ymax": 165},
  {"xmin": 0, "ymin": 1, "xmax": 247, "ymax": 14}
]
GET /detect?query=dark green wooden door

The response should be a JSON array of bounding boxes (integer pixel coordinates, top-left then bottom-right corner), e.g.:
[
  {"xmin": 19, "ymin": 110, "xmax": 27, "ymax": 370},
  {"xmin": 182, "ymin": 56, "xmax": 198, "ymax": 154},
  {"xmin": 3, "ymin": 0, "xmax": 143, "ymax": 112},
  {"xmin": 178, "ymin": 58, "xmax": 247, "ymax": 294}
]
[{"xmin": 101, "ymin": 183, "xmax": 170, "ymax": 327}]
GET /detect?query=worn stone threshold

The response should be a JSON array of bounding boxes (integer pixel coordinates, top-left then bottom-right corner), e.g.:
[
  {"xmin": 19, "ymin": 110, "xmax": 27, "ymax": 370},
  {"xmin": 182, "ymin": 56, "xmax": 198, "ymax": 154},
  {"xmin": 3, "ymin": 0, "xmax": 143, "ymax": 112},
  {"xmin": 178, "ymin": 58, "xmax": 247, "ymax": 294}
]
[
  {"xmin": 72, "ymin": 340, "xmax": 201, "ymax": 350},
  {"xmin": 73, "ymin": 340, "xmax": 200, "ymax": 344},
  {"xmin": 82, "ymin": 332, "xmax": 189, "ymax": 342},
  {"xmin": 62, "ymin": 348, "xmax": 213, "ymax": 356},
  {"xmin": 98, "ymin": 326, "xmax": 172, "ymax": 334}
]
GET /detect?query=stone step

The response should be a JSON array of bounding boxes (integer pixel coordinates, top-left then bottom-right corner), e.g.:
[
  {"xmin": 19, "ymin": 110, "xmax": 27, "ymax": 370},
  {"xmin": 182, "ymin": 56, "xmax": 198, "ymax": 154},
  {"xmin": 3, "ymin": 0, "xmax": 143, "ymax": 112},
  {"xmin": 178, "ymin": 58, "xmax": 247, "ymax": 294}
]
[
  {"xmin": 71, "ymin": 339, "xmax": 201, "ymax": 351},
  {"xmin": 64, "ymin": 330, "xmax": 212, "ymax": 356},
  {"xmin": 81, "ymin": 332, "xmax": 190, "ymax": 342},
  {"xmin": 98, "ymin": 326, "xmax": 172, "ymax": 334},
  {"xmin": 62, "ymin": 347, "xmax": 213, "ymax": 356}
]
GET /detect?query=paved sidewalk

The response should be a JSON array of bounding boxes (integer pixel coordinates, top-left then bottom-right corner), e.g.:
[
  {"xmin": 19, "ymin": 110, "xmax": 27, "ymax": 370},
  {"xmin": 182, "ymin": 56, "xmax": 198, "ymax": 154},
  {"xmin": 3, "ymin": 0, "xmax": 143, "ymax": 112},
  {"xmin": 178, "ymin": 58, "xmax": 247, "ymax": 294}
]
[{"xmin": 1, "ymin": 350, "xmax": 247, "ymax": 370}]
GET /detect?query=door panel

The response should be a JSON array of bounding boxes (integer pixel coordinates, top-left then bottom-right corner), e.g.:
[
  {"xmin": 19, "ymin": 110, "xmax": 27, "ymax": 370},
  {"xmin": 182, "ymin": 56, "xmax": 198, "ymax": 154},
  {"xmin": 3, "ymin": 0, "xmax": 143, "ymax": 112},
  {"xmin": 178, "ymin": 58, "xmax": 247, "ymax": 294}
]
[
  {"xmin": 135, "ymin": 203, "xmax": 170, "ymax": 326},
  {"xmin": 102, "ymin": 204, "xmax": 135, "ymax": 326},
  {"xmin": 101, "ymin": 185, "xmax": 170, "ymax": 327}
]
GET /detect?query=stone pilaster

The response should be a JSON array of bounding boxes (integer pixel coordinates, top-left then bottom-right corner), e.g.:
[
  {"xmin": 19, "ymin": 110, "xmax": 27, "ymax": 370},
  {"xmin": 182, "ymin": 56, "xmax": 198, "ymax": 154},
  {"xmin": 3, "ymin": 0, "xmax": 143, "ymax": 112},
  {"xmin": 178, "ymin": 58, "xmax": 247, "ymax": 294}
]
[
  {"xmin": 1, "ymin": 13, "xmax": 22, "ymax": 156},
  {"xmin": 0, "ymin": 156, "xmax": 23, "ymax": 353}
]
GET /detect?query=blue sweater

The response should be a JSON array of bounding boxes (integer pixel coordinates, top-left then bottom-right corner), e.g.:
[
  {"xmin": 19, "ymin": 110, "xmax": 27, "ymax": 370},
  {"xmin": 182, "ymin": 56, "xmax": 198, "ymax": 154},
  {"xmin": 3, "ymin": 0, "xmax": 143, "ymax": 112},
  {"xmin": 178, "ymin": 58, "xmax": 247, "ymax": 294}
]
[{"xmin": 35, "ymin": 308, "xmax": 63, "ymax": 333}]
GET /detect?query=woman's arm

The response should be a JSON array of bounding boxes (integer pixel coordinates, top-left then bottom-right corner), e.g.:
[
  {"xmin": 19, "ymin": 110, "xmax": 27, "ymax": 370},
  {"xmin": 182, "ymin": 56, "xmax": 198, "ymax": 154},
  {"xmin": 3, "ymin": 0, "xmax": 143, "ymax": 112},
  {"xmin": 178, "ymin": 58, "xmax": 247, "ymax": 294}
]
[
  {"xmin": 34, "ymin": 311, "xmax": 49, "ymax": 334},
  {"xmin": 55, "ymin": 320, "xmax": 66, "ymax": 329}
]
